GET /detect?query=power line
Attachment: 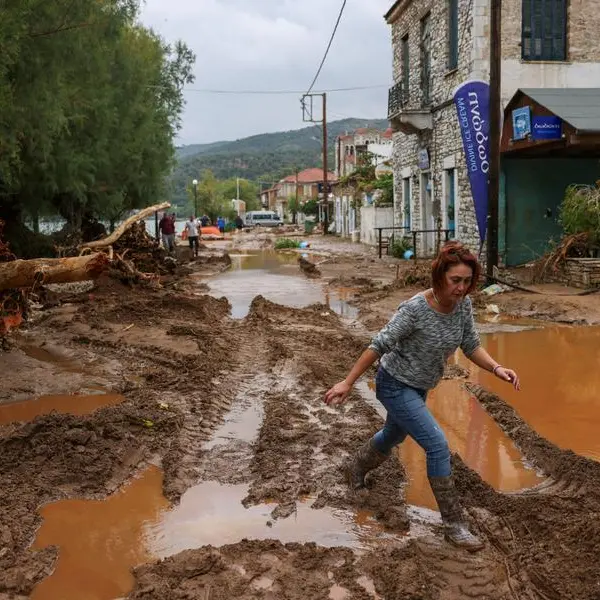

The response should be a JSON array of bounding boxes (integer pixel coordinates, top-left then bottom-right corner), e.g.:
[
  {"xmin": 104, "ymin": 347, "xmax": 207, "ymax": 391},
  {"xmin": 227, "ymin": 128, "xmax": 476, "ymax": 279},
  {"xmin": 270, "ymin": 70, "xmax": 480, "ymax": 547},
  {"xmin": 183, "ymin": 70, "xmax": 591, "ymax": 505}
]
[
  {"xmin": 305, "ymin": 0, "xmax": 348, "ymax": 95},
  {"xmin": 176, "ymin": 83, "xmax": 388, "ymax": 96}
]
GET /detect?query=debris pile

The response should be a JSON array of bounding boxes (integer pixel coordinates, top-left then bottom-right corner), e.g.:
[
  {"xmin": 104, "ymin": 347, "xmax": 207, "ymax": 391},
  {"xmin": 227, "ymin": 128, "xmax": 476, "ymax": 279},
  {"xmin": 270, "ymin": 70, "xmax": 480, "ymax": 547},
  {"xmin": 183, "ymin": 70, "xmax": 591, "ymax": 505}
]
[
  {"xmin": 109, "ymin": 222, "xmax": 172, "ymax": 285},
  {"xmin": 532, "ymin": 232, "xmax": 591, "ymax": 283},
  {"xmin": 0, "ymin": 220, "xmax": 26, "ymax": 342}
]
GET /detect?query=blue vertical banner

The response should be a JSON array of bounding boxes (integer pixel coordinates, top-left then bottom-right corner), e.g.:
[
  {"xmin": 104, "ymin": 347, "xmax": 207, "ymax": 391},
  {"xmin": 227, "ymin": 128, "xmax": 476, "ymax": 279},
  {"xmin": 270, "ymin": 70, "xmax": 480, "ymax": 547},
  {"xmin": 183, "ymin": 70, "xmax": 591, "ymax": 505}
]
[{"xmin": 453, "ymin": 80, "xmax": 491, "ymax": 244}]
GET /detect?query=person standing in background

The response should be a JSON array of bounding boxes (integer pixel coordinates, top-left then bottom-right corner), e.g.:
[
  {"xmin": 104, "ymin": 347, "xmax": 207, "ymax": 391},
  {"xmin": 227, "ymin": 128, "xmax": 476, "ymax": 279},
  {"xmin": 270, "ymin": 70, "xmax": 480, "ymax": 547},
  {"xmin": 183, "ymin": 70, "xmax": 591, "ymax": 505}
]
[
  {"xmin": 159, "ymin": 212, "xmax": 176, "ymax": 253},
  {"xmin": 184, "ymin": 215, "xmax": 201, "ymax": 259},
  {"xmin": 217, "ymin": 216, "xmax": 225, "ymax": 235}
]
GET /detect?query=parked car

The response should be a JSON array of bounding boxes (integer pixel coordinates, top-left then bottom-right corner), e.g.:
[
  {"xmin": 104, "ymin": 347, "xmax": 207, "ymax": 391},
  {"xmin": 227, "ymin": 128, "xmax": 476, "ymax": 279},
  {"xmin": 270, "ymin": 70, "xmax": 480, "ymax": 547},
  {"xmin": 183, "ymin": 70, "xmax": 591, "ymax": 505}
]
[{"xmin": 244, "ymin": 211, "xmax": 282, "ymax": 228}]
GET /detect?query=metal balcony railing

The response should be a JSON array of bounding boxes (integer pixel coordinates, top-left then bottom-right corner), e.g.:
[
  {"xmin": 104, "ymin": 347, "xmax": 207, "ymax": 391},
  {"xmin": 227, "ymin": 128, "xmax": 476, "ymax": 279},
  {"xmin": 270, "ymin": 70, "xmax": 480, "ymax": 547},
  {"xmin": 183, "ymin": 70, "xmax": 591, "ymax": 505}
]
[{"xmin": 388, "ymin": 81, "xmax": 407, "ymax": 118}]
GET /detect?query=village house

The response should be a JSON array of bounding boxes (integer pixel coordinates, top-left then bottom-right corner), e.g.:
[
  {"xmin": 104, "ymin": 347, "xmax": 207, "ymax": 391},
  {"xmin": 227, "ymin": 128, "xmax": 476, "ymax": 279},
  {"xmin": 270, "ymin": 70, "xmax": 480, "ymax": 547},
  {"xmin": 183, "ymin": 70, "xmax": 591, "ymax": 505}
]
[
  {"xmin": 334, "ymin": 128, "xmax": 394, "ymax": 240},
  {"xmin": 335, "ymin": 127, "xmax": 393, "ymax": 177},
  {"xmin": 259, "ymin": 168, "xmax": 337, "ymax": 222},
  {"xmin": 385, "ymin": 0, "xmax": 600, "ymax": 262}
]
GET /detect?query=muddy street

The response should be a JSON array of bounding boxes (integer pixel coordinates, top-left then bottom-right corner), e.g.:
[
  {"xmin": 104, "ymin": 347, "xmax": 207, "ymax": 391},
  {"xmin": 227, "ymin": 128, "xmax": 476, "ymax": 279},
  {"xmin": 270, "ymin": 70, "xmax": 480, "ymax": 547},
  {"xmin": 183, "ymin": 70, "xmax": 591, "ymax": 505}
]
[{"xmin": 1, "ymin": 235, "xmax": 600, "ymax": 600}]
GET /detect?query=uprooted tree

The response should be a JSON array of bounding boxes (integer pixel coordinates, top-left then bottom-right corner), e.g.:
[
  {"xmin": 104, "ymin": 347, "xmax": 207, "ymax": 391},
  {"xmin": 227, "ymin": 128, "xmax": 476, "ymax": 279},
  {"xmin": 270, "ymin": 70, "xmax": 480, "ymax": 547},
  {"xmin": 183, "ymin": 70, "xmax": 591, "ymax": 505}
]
[
  {"xmin": 533, "ymin": 181, "xmax": 600, "ymax": 282},
  {"xmin": 0, "ymin": 0, "xmax": 195, "ymax": 257}
]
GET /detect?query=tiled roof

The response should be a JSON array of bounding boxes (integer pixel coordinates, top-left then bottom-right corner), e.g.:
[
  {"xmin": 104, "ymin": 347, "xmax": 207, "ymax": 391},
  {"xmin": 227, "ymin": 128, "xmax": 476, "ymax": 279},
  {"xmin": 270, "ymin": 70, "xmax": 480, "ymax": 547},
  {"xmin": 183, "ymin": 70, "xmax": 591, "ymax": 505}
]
[{"xmin": 282, "ymin": 168, "xmax": 338, "ymax": 183}]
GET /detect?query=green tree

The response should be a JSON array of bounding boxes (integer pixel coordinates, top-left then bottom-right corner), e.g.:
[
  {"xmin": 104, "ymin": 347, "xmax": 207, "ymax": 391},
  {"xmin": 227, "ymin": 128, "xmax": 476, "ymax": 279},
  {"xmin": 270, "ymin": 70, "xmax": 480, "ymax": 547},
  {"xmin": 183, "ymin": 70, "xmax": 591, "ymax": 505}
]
[
  {"xmin": 0, "ymin": 0, "xmax": 195, "ymax": 254},
  {"xmin": 287, "ymin": 194, "xmax": 300, "ymax": 224},
  {"xmin": 218, "ymin": 178, "xmax": 259, "ymax": 211}
]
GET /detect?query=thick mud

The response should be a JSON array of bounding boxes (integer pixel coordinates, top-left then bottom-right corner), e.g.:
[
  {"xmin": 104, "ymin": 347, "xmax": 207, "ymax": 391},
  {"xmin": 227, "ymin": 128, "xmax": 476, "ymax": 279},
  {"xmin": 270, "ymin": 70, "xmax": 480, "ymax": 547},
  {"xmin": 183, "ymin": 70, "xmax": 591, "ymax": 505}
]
[{"xmin": 1, "ymin": 236, "xmax": 599, "ymax": 600}]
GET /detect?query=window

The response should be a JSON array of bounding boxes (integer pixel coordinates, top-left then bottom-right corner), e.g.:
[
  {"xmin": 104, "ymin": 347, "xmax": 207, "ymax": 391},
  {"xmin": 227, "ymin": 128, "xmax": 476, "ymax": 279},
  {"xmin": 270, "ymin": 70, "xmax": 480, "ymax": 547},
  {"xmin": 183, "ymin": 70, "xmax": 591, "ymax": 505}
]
[
  {"xmin": 401, "ymin": 34, "xmax": 410, "ymax": 103},
  {"xmin": 420, "ymin": 13, "xmax": 432, "ymax": 105},
  {"xmin": 403, "ymin": 177, "xmax": 411, "ymax": 229},
  {"xmin": 448, "ymin": 0, "xmax": 459, "ymax": 70},
  {"xmin": 522, "ymin": 0, "xmax": 567, "ymax": 61}
]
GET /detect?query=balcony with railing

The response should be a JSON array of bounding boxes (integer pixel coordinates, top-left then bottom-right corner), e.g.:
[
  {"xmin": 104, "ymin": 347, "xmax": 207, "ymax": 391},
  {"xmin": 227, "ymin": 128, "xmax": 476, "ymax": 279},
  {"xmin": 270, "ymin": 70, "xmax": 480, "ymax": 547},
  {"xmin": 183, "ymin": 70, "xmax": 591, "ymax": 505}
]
[{"xmin": 387, "ymin": 78, "xmax": 433, "ymax": 136}]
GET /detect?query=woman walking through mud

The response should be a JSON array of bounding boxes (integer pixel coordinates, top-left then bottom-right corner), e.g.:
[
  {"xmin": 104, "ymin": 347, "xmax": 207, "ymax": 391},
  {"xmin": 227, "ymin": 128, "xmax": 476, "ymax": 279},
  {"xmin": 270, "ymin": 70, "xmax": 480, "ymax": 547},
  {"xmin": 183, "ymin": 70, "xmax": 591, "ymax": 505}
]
[{"xmin": 324, "ymin": 240, "xmax": 520, "ymax": 551}]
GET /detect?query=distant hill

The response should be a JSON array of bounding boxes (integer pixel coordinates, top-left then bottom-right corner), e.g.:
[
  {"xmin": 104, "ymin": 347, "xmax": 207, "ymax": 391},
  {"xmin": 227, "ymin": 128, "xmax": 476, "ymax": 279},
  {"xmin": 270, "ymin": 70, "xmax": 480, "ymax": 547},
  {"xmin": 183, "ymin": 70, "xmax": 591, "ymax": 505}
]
[{"xmin": 169, "ymin": 118, "xmax": 388, "ymax": 206}]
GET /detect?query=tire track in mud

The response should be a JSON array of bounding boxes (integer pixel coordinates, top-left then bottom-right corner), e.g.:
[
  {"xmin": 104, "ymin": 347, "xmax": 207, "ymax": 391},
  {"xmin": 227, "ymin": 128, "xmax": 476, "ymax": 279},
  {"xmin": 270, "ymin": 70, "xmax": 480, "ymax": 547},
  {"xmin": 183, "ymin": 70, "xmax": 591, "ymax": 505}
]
[
  {"xmin": 239, "ymin": 297, "xmax": 410, "ymax": 529},
  {"xmin": 457, "ymin": 384, "xmax": 600, "ymax": 600}
]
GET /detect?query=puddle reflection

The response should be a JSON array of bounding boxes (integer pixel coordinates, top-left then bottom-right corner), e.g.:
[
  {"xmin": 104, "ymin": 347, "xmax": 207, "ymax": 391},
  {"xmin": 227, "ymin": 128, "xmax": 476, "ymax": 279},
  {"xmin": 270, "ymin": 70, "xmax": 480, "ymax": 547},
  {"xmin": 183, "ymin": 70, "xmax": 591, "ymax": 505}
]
[
  {"xmin": 206, "ymin": 250, "xmax": 358, "ymax": 319},
  {"xmin": 148, "ymin": 481, "xmax": 389, "ymax": 558}
]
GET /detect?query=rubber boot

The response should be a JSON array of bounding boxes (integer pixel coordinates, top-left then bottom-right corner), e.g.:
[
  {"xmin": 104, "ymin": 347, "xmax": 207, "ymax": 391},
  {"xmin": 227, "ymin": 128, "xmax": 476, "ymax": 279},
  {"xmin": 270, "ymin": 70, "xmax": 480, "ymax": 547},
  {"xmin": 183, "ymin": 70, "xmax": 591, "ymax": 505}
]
[
  {"xmin": 429, "ymin": 475, "xmax": 485, "ymax": 552},
  {"xmin": 346, "ymin": 439, "xmax": 389, "ymax": 490}
]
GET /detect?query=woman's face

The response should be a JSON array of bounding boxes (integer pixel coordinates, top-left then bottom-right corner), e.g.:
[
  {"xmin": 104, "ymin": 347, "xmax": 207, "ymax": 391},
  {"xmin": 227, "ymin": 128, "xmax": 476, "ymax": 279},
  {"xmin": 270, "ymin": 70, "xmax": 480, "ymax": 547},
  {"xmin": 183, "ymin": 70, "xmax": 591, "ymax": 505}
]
[{"xmin": 441, "ymin": 263, "xmax": 473, "ymax": 300}]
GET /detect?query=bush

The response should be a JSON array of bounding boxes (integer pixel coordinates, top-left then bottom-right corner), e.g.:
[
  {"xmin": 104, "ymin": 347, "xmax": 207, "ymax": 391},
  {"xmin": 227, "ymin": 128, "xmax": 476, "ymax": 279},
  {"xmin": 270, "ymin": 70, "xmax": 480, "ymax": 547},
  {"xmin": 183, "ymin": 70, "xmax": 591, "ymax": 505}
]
[
  {"xmin": 390, "ymin": 235, "xmax": 413, "ymax": 259},
  {"xmin": 560, "ymin": 183, "xmax": 600, "ymax": 245},
  {"xmin": 274, "ymin": 238, "xmax": 300, "ymax": 249}
]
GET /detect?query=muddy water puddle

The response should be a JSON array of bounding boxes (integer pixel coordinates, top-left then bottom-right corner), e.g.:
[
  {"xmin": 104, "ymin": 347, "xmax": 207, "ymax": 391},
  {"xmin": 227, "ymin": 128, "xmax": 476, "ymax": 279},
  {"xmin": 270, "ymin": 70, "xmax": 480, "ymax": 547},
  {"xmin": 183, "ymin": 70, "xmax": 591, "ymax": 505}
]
[
  {"xmin": 356, "ymin": 378, "xmax": 543, "ymax": 510},
  {"xmin": 148, "ymin": 481, "xmax": 392, "ymax": 558},
  {"xmin": 468, "ymin": 324, "xmax": 600, "ymax": 460},
  {"xmin": 204, "ymin": 250, "xmax": 358, "ymax": 318},
  {"xmin": 0, "ymin": 393, "xmax": 125, "ymax": 425},
  {"xmin": 31, "ymin": 466, "xmax": 168, "ymax": 600},
  {"xmin": 356, "ymin": 324, "xmax": 600, "ymax": 509}
]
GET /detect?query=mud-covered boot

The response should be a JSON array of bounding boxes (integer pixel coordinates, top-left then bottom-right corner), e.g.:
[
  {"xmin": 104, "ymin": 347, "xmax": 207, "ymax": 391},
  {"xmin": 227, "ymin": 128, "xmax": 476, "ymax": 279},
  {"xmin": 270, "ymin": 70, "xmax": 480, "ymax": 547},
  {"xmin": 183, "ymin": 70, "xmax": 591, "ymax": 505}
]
[
  {"xmin": 345, "ymin": 439, "xmax": 389, "ymax": 490},
  {"xmin": 429, "ymin": 475, "xmax": 485, "ymax": 552}
]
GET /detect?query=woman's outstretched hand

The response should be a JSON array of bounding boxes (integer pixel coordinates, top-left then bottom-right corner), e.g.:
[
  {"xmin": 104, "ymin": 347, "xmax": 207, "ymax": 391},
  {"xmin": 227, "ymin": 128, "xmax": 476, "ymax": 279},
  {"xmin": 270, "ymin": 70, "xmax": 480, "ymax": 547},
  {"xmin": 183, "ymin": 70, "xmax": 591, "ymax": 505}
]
[
  {"xmin": 494, "ymin": 367, "xmax": 520, "ymax": 390},
  {"xmin": 324, "ymin": 380, "xmax": 352, "ymax": 406}
]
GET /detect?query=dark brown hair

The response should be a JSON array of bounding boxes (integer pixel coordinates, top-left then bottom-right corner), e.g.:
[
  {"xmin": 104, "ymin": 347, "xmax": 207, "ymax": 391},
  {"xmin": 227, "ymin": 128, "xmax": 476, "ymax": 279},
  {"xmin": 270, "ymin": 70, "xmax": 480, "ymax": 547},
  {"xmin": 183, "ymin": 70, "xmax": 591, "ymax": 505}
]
[{"xmin": 431, "ymin": 240, "xmax": 480, "ymax": 294}]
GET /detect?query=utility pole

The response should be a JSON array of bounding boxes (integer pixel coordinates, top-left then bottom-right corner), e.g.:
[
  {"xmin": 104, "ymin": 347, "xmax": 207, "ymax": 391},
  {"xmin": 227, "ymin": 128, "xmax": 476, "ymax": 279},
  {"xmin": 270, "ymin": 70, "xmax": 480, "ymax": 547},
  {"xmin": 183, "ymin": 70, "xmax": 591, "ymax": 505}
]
[
  {"xmin": 295, "ymin": 167, "xmax": 299, "ymax": 225},
  {"xmin": 487, "ymin": 0, "xmax": 501, "ymax": 281},
  {"xmin": 301, "ymin": 92, "xmax": 330, "ymax": 234},
  {"xmin": 322, "ymin": 92, "xmax": 329, "ymax": 234}
]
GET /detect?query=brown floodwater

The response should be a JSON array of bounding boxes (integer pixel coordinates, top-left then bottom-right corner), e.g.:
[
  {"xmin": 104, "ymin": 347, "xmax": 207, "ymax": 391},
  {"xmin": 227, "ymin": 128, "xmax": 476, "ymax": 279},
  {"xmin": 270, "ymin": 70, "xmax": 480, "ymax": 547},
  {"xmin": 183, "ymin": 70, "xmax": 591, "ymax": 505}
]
[
  {"xmin": 31, "ymin": 466, "xmax": 169, "ymax": 600},
  {"xmin": 204, "ymin": 250, "xmax": 359, "ymax": 319},
  {"xmin": 357, "ymin": 324, "xmax": 600, "ymax": 509},
  {"xmin": 0, "ymin": 393, "xmax": 125, "ymax": 425},
  {"xmin": 471, "ymin": 324, "xmax": 600, "ymax": 461}
]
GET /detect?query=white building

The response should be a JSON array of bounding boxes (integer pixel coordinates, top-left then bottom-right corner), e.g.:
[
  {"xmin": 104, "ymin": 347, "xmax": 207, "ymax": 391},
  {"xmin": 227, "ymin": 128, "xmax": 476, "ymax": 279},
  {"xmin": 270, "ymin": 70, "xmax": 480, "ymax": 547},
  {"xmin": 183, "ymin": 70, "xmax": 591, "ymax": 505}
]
[{"xmin": 333, "ymin": 127, "xmax": 394, "ymax": 240}]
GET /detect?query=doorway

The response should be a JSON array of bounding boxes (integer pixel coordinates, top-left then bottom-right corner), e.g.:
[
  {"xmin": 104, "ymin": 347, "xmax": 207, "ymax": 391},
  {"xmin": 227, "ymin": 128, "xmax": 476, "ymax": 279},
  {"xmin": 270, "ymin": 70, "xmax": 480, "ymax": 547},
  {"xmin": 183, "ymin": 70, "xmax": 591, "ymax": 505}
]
[{"xmin": 420, "ymin": 172, "xmax": 434, "ymax": 256}]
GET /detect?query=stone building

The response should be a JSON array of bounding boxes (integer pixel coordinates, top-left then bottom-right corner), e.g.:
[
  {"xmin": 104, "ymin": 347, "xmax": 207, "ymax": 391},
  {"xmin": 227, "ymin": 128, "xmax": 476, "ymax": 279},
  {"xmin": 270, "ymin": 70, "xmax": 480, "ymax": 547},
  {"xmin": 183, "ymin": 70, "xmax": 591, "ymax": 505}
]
[{"xmin": 385, "ymin": 0, "xmax": 600, "ymax": 258}]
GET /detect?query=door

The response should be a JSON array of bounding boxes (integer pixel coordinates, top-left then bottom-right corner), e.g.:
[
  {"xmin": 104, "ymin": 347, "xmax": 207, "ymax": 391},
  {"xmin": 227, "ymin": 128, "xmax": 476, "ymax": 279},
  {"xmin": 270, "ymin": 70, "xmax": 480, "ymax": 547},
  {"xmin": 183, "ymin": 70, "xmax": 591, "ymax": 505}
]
[
  {"xmin": 504, "ymin": 158, "xmax": 599, "ymax": 266},
  {"xmin": 420, "ymin": 172, "xmax": 435, "ymax": 256},
  {"xmin": 444, "ymin": 168, "xmax": 457, "ymax": 239},
  {"xmin": 403, "ymin": 177, "xmax": 411, "ymax": 229}
]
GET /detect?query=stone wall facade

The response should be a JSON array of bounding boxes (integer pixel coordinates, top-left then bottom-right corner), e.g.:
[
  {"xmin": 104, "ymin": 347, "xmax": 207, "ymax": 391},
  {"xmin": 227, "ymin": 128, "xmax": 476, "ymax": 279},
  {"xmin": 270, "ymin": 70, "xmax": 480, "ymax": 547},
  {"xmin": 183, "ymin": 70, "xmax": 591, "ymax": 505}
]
[{"xmin": 389, "ymin": 0, "xmax": 480, "ymax": 257}]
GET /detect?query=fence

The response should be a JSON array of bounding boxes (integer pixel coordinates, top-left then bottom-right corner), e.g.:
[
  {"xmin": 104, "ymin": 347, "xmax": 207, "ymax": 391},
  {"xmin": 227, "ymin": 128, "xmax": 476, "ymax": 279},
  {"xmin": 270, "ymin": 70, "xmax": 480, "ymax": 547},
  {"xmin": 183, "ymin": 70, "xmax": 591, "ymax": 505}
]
[{"xmin": 375, "ymin": 227, "xmax": 452, "ymax": 259}]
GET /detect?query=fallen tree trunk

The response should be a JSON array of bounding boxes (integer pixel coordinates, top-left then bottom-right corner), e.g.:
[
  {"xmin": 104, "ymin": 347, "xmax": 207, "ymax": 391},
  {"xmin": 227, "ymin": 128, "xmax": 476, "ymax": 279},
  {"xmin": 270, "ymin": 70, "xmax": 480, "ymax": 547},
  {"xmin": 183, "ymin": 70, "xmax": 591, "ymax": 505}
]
[
  {"xmin": 80, "ymin": 202, "xmax": 171, "ymax": 250},
  {"xmin": 0, "ymin": 253, "xmax": 109, "ymax": 291}
]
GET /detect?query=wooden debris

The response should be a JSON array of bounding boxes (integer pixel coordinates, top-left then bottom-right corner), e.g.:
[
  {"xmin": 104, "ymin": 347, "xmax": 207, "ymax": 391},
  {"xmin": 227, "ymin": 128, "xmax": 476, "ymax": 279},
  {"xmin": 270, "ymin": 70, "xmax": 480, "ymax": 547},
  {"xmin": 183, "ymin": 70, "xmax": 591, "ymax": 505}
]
[
  {"xmin": 0, "ymin": 253, "xmax": 109, "ymax": 291},
  {"xmin": 79, "ymin": 202, "xmax": 170, "ymax": 251}
]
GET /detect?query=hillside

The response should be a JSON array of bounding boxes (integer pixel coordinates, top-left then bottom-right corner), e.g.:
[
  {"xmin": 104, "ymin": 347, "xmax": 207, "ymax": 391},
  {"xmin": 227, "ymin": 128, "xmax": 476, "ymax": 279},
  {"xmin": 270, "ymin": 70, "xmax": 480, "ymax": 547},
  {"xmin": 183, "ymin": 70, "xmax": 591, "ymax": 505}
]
[{"xmin": 169, "ymin": 118, "xmax": 388, "ymax": 207}]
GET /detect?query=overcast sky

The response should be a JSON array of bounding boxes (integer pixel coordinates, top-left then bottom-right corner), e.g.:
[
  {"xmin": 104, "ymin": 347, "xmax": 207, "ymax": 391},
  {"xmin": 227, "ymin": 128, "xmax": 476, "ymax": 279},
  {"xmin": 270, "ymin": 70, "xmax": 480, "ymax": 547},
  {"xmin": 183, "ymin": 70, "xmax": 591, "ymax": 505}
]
[{"xmin": 139, "ymin": 0, "xmax": 393, "ymax": 145}]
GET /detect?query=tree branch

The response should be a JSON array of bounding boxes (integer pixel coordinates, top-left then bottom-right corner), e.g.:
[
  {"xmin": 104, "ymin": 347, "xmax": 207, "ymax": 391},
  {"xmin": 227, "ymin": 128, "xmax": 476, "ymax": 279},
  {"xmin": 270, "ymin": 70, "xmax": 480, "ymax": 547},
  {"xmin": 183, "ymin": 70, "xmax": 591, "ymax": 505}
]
[{"xmin": 29, "ymin": 21, "xmax": 94, "ymax": 39}]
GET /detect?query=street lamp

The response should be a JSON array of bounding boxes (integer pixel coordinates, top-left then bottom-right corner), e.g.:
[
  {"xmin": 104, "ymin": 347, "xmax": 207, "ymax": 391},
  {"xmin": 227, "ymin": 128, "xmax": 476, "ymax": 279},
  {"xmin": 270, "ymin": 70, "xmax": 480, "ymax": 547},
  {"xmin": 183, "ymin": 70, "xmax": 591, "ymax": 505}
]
[{"xmin": 192, "ymin": 179, "xmax": 198, "ymax": 217}]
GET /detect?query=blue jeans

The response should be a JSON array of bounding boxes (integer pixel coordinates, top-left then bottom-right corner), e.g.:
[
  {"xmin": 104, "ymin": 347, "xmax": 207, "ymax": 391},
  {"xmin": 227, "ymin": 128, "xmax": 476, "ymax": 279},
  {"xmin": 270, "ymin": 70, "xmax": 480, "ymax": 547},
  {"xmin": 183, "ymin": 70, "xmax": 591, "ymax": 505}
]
[{"xmin": 371, "ymin": 366, "xmax": 451, "ymax": 478}]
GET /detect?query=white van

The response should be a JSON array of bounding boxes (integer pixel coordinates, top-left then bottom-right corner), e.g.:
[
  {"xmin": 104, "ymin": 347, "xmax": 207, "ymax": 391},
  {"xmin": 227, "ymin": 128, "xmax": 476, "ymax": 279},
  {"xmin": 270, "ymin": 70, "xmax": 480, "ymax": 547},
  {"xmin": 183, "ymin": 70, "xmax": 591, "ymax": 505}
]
[{"xmin": 244, "ymin": 211, "xmax": 282, "ymax": 228}]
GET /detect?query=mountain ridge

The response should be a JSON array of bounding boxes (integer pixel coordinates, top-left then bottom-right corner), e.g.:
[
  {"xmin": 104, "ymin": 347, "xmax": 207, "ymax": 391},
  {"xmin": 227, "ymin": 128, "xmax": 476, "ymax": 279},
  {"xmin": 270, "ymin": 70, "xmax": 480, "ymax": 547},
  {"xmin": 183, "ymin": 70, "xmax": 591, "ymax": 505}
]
[{"xmin": 169, "ymin": 117, "xmax": 388, "ymax": 206}]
